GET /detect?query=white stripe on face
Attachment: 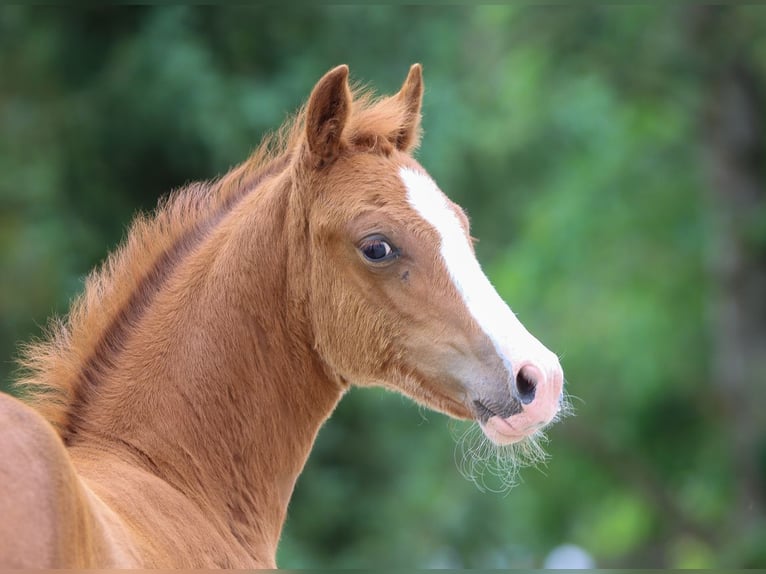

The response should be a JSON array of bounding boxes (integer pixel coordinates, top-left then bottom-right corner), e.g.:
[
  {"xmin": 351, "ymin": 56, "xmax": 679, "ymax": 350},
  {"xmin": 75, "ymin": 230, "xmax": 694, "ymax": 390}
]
[{"xmin": 399, "ymin": 166, "xmax": 553, "ymax": 380}]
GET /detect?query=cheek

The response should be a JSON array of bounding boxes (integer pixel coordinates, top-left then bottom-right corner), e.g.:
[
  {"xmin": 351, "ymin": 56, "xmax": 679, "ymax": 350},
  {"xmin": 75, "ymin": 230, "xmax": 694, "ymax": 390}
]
[
  {"xmin": 310, "ymin": 256, "xmax": 403, "ymax": 382},
  {"xmin": 387, "ymin": 270, "xmax": 475, "ymax": 369},
  {"xmin": 406, "ymin": 305, "xmax": 476, "ymax": 366}
]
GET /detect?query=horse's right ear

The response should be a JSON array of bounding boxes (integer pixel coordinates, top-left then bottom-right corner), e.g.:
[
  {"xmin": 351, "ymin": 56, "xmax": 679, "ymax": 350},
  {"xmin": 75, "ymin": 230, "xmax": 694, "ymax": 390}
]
[{"xmin": 304, "ymin": 65, "xmax": 351, "ymax": 169}]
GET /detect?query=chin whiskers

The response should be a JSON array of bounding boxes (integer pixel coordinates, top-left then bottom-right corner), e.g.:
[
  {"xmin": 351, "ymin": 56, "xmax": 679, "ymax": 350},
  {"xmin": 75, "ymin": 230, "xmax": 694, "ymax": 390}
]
[
  {"xmin": 555, "ymin": 381, "xmax": 578, "ymax": 422},
  {"xmin": 450, "ymin": 421, "xmax": 550, "ymax": 494}
]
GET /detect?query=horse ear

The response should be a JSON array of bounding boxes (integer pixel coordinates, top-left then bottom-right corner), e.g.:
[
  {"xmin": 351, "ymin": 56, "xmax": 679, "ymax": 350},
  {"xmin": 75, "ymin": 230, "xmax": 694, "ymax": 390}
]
[
  {"xmin": 305, "ymin": 65, "xmax": 351, "ymax": 168},
  {"xmin": 394, "ymin": 63, "xmax": 424, "ymax": 152}
]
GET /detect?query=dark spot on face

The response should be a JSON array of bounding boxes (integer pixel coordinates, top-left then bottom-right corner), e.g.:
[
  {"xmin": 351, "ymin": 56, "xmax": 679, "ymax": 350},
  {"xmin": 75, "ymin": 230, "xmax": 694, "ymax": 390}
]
[{"xmin": 401, "ymin": 270, "xmax": 410, "ymax": 282}]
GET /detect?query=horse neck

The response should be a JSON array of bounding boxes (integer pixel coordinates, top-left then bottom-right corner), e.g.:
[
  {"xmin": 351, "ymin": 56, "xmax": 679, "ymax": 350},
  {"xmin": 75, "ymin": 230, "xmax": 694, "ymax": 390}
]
[{"xmin": 70, "ymin": 171, "xmax": 345, "ymax": 559}]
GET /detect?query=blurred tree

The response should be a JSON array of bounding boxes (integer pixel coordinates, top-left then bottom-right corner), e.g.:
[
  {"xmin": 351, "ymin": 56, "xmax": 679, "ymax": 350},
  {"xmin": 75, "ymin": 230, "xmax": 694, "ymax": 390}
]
[{"xmin": 689, "ymin": 6, "xmax": 766, "ymax": 564}]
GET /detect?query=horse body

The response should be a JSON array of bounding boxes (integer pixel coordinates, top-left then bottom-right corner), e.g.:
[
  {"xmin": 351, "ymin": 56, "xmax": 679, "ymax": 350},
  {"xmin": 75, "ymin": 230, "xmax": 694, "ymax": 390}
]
[
  {"xmin": 2, "ymin": 65, "xmax": 564, "ymax": 567},
  {"xmin": 0, "ymin": 394, "xmax": 133, "ymax": 567},
  {"xmin": 3, "ymin": 156, "xmax": 342, "ymax": 567},
  {"xmin": 0, "ymin": 391, "xmax": 287, "ymax": 568}
]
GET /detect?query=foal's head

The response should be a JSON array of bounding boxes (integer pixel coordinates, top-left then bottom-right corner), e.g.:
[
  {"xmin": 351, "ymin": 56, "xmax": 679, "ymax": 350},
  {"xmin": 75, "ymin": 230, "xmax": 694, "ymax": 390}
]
[{"xmin": 294, "ymin": 65, "xmax": 564, "ymax": 450}]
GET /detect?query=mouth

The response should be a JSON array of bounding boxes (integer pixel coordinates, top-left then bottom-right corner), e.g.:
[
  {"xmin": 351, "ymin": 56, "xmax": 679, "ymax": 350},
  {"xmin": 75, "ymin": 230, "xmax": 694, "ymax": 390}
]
[
  {"xmin": 473, "ymin": 399, "xmax": 550, "ymax": 446},
  {"xmin": 472, "ymin": 398, "xmax": 521, "ymax": 422},
  {"xmin": 472, "ymin": 399, "xmax": 497, "ymax": 423}
]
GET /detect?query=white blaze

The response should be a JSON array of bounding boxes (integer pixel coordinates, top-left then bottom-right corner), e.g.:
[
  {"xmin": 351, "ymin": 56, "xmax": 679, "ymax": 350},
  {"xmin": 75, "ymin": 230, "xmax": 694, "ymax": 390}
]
[{"xmin": 399, "ymin": 166, "xmax": 552, "ymax": 378}]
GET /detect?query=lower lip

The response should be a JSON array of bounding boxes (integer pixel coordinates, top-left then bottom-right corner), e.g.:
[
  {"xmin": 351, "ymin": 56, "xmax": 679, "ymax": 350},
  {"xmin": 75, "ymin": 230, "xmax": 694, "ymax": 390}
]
[{"xmin": 484, "ymin": 416, "xmax": 528, "ymax": 443}]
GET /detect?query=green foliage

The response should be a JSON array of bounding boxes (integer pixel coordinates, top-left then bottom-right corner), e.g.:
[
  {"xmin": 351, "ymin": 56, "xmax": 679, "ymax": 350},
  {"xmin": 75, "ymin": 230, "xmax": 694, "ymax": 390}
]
[{"xmin": 1, "ymin": 5, "xmax": 764, "ymax": 568}]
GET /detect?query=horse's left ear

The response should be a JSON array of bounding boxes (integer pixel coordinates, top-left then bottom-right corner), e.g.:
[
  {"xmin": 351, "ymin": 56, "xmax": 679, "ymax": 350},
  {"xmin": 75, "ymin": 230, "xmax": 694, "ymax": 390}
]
[{"xmin": 394, "ymin": 63, "xmax": 424, "ymax": 152}]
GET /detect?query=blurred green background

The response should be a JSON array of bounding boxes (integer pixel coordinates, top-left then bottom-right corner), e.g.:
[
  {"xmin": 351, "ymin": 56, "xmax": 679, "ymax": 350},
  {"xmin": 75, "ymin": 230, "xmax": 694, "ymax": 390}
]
[{"xmin": 1, "ymin": 5, "xmax": 765, "ymax": 568}]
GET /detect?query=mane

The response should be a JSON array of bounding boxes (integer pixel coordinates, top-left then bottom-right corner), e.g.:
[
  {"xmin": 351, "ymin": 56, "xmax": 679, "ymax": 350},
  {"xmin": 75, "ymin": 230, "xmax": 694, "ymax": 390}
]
[{"xmin": 14, "ymin": 83, "xmax": 419, "ymax": 439}]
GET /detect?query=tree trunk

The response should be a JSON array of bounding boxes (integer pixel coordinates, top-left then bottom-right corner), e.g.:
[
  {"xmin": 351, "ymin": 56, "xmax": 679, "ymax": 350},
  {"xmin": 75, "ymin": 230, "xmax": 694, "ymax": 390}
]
[{"xmin": 691, "ymin": 5, "xmax": 766, "ymax": 538}]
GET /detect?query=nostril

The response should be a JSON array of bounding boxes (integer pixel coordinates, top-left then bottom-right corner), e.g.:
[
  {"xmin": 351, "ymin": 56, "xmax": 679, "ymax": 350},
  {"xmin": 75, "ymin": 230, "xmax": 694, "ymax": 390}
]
[{"xmin": 515, "ymin": 365, "xmax": 538, "ymax": 405}]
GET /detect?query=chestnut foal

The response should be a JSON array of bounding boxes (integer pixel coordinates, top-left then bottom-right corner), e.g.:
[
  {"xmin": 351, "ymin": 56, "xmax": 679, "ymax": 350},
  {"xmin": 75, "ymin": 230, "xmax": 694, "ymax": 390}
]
[{"xmin": 0, "ymin": 65, "xmax": 563, "ymax": 568}]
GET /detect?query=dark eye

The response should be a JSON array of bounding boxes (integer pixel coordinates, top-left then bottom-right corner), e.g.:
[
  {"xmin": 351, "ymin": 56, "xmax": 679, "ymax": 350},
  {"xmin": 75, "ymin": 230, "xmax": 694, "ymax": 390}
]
[{"xmin": 359, "ymin": 236, "xmax": 397, "ymax": 263}]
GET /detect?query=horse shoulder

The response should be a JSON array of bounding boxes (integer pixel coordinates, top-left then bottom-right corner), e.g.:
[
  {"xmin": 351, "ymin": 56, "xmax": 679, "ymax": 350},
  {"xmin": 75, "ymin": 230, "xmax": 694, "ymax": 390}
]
[
  {"xmin": 73, "ymin": 453, "xmax": 264, "ymax": 568},
  {"xmin": 0, "ymin": 393, "xmax": 138, "ymax": 567}
]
